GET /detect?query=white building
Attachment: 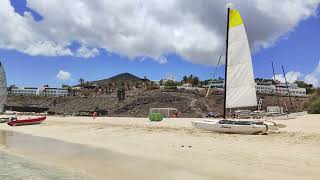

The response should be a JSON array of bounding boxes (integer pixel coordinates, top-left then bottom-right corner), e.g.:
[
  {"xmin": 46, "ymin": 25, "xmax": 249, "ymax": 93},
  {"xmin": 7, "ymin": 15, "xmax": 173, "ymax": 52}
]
[
  {"xmin": 9, "ymin": 87, "xmax": 69, "ymax": 97},
  {"xmin": 204, "ymin": 79, "xmax": 307, "ymax": 96},
  {"xmin": 177, "ymin": 83, "xmax": 204, "ymax": 91},
  {"xmin": 40, "ymin": 87, "xmax": 69, "ymax": 97},
  {"xmin": 208, "ymin": 79, "xmax": 224, "ymax": 88},
  {"xmin": 10, "ymin": 87, "xmax": 39, "ymax": 96},
  {"xmin": 256, "ymin": 83, "xmax": 307, "ymax": 96}
]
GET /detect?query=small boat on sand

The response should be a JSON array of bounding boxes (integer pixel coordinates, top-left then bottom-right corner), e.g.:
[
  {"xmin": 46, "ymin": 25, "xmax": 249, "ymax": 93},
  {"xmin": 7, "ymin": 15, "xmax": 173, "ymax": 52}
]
[
  {"xmin": 192, "ymin": 5, "xmax": 268, "ymax": 135},
  {"xmin": 7, "ymin": 116, "xmax": 46, "ymax": 126},
  {"xmin": 192, "ymin": 120, "xmax": 268, "ymax": 135},
  {"xmin": 0, "ymin": 117, "xmax": 14, "ymax": 123}
]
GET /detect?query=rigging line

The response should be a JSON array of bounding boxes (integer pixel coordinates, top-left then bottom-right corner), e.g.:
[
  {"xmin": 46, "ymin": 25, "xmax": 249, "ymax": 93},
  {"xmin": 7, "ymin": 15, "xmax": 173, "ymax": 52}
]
[
  {"xmin": 282, "ymin": 65, "xmax": 294, "ymax": 113},
  {"xmin": 205, "ymin": 46, "xmax": 225, "ymax": 98},
  {"xmin": 212, "ymin": 46, "xmax": 225, "ymax": 80}
]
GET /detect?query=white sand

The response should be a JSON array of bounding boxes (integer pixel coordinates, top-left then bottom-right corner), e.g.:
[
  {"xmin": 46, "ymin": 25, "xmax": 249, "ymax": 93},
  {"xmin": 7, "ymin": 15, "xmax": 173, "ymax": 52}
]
[{"xmin": 0, "ymin": 115, "xmax": 319, "ymax": 180}]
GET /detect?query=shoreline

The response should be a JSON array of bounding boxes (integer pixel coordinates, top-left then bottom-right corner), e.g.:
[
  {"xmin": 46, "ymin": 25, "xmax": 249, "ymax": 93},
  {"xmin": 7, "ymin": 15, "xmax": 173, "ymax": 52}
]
[
  {"xmin": 0, "ymin": 130, "xmax": 209, "ymax": 180},
  {"xmin": 0, "ymin": 115, "xmax": 319, "ymax": 179}
]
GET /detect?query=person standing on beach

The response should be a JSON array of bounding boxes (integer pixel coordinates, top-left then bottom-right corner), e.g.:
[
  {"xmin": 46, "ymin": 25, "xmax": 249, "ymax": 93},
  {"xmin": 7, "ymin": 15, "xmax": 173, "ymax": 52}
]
[{"xmin": 92, "ymin": 111, "xmax": 97, "ymax": 119}]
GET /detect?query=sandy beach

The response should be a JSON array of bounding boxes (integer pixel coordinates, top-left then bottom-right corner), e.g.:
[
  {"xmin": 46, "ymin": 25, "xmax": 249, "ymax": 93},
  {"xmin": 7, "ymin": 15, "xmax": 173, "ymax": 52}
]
[{"xmin": 0, "ymin": 115, "xmax": 319, "ymax": 180}]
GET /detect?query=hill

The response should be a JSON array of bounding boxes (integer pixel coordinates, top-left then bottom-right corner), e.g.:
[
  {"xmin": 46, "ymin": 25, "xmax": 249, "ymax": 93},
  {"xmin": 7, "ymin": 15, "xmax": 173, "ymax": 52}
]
[
  {"xmin": 90, "ymin": 73, "xmax": 146, "ymax": 86},
  {"xmin": 7, "ymin": 90, "xmax": 310, "ymax": 117}
]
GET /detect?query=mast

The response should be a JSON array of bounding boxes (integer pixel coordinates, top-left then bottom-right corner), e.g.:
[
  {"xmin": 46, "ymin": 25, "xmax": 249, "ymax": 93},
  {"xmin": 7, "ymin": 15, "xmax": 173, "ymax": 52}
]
[
  {"xmin": 282, "ymin": 65, "xmax": 294, "ymax": 112},
  {"xmin": 223, "ymin": 7, "xmax": 231, "ymax": 119},
  {"xmin": 272, "ymin": 61, "xmax": 281, "ymax": 107}
]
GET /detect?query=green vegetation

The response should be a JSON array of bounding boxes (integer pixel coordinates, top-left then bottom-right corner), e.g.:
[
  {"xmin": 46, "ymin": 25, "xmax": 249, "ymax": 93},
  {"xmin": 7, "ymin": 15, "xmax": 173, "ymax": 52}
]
[
  {"xmin": 181, "ymin": 75, "xmax": 200, "ymax": 86},
  {"xmin": 148, "ymin": 112, "xmax": 164, "ymax": 122},
  {"xmin": 296, "ymin": 80, "xmax": 315, "ymax": 94},
  {"xmin": 304, "ymin": 89, "xmax": 320, "ymax": 114},
  {"xmin": 164, "ymin": 80, "xmax": 179, "ymax": 87},
  {"xmin": 162, "ymin": 80, "xmax": 179, "ymax": 91}
]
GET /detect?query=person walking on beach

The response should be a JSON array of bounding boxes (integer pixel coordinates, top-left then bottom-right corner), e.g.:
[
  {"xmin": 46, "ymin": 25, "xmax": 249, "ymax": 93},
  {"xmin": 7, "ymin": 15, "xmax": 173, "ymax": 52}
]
[{"xmin": 92, "ymin": 111, "xmax": 97, "ymax": 119}]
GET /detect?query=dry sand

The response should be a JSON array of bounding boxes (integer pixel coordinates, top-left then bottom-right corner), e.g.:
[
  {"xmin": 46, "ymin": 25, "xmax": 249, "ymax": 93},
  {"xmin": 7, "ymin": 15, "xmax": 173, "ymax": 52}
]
[{"xmin": 0, "ymin": 115, "xmax": 319, "ymax": 180}]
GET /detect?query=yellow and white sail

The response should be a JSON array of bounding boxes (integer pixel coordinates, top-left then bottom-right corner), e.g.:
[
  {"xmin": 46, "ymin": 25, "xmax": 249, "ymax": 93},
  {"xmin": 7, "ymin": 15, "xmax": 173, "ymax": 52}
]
[{"xmin": 226, "ymin": 9, "xmax": 257, "ymax": 108}]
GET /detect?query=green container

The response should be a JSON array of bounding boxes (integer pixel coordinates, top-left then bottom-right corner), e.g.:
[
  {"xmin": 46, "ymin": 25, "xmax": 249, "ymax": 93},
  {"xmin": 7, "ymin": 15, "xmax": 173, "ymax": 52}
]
[{"xmin": 148, "ymin": 112, "xmax": 164, "ymax": 122}]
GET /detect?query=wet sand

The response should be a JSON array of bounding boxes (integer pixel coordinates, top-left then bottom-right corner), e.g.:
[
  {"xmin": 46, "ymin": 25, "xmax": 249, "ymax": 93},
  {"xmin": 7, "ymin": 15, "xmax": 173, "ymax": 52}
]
[
  {"xmin": 0, "ymin": 115, "xmax": 320, "ymax": 180},
  {"xmin": 0, "ymin": 130, "xmax": 210, "ymax": 180}
]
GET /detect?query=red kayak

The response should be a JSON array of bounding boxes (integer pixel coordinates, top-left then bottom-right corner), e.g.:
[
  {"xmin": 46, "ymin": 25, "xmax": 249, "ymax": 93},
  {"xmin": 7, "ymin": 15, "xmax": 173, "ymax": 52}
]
[{"xmin": 7, "ymin": 116, "xmax": 47, "ymax": 126}]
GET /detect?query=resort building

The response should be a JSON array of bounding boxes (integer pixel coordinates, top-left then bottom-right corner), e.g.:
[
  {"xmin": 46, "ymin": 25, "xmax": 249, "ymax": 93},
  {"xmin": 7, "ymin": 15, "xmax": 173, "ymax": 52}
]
[
  {"xmin": 10, "ymin": 87, "xmax": 39, "ymax": 96},
  {"xmin": 40, "ymin": 87, "xmax": 69, "ymax": 97},
  {"xmin": 208, "ymin": 79, "xmax": 225, "ymax": 88},
  {"xmin": 206, "ymin": 79, "xmax": 307, "ymax": 96},
  {"xmin": 9, "ymin": 87, "xmax": 69, "ymax": 97},
  {"xmin": 177, "ymin": 83, "xmax": 204, "ymax": 91},
  {"xmin": 256, "ymin": 83, "xmax": 307, "ymax": 96}
]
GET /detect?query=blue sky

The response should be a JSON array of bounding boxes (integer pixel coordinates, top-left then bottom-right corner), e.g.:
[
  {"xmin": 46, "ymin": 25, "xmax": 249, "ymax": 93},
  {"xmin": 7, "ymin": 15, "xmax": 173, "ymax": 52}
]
[{"xmin": 2, "ymin": 0, "xmax": 320, "ymax": 87}]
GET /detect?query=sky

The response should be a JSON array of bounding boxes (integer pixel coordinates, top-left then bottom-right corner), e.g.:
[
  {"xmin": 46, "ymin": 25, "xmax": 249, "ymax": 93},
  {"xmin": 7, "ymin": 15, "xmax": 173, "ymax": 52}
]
[{"xmin": 1, "ymin": 0, "xmax": 320, "ymax": 87}]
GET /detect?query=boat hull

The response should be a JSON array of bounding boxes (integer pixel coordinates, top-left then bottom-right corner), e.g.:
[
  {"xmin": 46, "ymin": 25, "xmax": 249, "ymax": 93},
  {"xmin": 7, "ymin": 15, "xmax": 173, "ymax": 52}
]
[
  {"xmin": 7, "ymin": 116, "xmax": 46, "ymax": 126},
  {"xmin": 266, "ymin": 113, "xmax": 297, "ymax": 120},
  {"xmin": 191, "ymin": 119, "xmax": 268, "ymax": 135}
]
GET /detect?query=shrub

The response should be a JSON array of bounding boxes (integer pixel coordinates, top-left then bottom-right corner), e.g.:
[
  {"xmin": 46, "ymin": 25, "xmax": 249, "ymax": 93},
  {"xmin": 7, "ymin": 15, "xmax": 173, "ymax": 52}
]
[
  {"xmin": 148, "ymin": 112, "xmax": 164, "ymax": 122},
  {"xmin": 304, "ymin": 89, "xmax": 320, "ymax": 114}
]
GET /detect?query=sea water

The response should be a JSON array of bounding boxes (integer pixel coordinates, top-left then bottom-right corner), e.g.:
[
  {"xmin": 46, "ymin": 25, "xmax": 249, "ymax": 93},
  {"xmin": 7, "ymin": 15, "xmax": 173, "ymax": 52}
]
[
  {"xmin": 0, "ymin": 148, "xmax": 92, "ymax": 180},
  {"xmin": 0, "ymin": 130, "xmax": 212, "ymax": 180},
  {"xmin": 0, "ymin": 130, "xmax": 92, "ymax": 180}
]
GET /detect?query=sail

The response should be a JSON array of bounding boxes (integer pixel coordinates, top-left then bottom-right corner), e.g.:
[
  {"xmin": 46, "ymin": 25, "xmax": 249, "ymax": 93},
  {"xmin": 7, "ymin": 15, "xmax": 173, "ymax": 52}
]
[
  {"xmin": 0, "ymin": 62, "xmax": 7, "ymax": 113},
  {"xmin": 226, "ymin": 9, "xmax": 257, "ymax": 108}
]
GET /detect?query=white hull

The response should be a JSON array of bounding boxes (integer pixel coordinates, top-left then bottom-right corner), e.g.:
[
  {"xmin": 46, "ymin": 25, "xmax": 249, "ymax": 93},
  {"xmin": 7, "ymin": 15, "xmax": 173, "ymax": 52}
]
[
  {"xmin": 191, "ymin": 119, "xmax": 268, "ymax": 135},
  {"xmin": 293, "ymin": 111, "xmax": 308, "ymax": 116},
  {"xmin": 266, "ymin": 113, "xmax": 297, "ymax": 120}
]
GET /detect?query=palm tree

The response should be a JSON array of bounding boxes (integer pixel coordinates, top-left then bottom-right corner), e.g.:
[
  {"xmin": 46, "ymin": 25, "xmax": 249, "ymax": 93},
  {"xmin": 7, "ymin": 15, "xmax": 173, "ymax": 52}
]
[
  {"xmin": 8, "ymin": 85, "xmax": 15, "ymax": 95},
  {"xmin": 159, "ymin": 79, "xmax": 163, "ymax": 86},
  {"xmin": 78, "ymin": 78, "xmax": 85, "ymax": 86},
  {"xmin": 188, "ymin": 75, "xmax": 194, "ymax": 84},
  {"xmin": 182, "ymin": 76, "xmax": 188, "ymax": 83},
  {"xmin": 192, "ymin": 76, "xmax": 200, "ymax": 86}
]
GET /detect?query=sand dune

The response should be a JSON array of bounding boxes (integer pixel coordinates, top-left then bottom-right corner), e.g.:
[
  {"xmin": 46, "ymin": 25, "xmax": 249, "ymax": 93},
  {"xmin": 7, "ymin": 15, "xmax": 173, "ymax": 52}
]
[{"xmin": 0, "ymin": 115, "xmax": 319, "ymax": 180}]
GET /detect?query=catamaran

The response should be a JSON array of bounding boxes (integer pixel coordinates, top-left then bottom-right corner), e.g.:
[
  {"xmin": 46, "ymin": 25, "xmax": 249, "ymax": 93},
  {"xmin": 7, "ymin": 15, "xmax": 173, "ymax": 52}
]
[{"xmin": 192, "ymin": 5, "xmax": 268, "ymax": 134}]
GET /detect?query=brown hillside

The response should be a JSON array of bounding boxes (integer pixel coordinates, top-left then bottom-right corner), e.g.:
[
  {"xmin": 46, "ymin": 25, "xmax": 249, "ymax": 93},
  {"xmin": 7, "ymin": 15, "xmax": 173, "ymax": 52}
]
[{"xmin": 7, "ymin": 90, "xmax": 309, "ymax": 117}]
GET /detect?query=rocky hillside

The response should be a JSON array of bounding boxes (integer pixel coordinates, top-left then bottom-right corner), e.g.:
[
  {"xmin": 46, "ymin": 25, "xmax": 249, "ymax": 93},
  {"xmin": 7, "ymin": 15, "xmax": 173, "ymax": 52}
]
[
  {"xmin": 90, "ymin": 73, "xmax": 146, "ymax": 86},
  {"xmin": 7, "ymin": 89, "xmax": 309, "ymax": 117}
]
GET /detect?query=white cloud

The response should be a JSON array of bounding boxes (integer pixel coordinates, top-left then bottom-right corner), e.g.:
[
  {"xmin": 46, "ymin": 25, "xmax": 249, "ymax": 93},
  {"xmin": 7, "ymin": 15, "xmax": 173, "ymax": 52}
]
[
  {"xmin": 0, "ymin": 0, "xmax": 319, "ymax": 65},
  {"xmin": 272, "ymin": 61, "xmax": 320, "ymax": 87},
  {"xmin": 56, "ymin": 70, "xmax": 72, "ymax": 81},
  {"xmin": 24, "ymin": 41, "xmax": 73, "ymax": 56},
  {"xmin": 273, "ymin": 71, "xmax": 303, "ymax": 83},
  {"xmin": 305, "ymin": 74, "xmax": 319, "ymax": 86},
  {"xmin": 75, "ymin": 46, "xmax": 99, "ymax": 58},
  {"xmin": 304, "ymin": 61, "xmax": 320, "ymax": 86},
  {"xmin": 157, "ymin": 56, "xmax": 168, "ymax": 64}
]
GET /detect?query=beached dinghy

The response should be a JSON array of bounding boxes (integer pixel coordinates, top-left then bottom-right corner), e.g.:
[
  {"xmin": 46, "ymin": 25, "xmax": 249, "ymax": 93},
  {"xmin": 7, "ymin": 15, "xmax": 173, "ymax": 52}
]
[
  {"xmin": 192, "ymin": 5, "xmax": 268, "ymax": 134},
  {"xmin": 192, "ymin": 120, "xmax": 267, "ymax": 135},
  {"xmin": 0, "ymin": 116, "xmax": 16, "ymax": 123},
  {"xmin": 7, "ymin": 116, "xmax": 46, "ymax": 126}
]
